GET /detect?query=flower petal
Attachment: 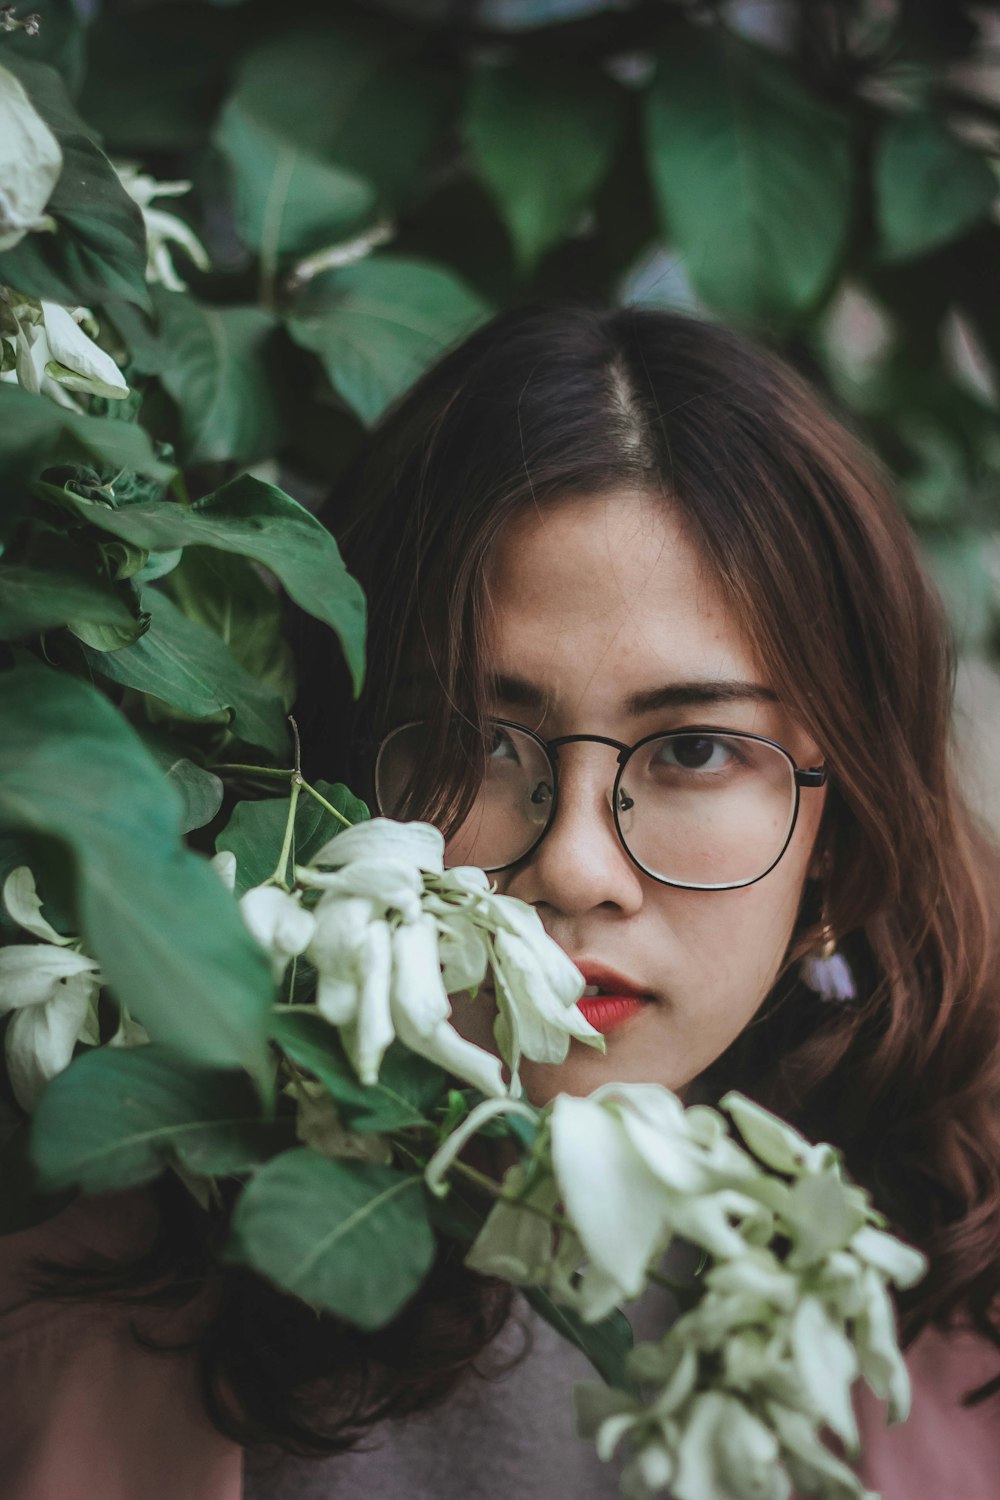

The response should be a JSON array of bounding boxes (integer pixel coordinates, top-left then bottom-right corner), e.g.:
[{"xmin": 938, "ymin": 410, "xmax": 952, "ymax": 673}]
[
  {"xmin": 2, "ymin": 866, "xmax": 72, "ymax": 944},
  {"xmin": 5, "ymin": 976, "xmax": 94, "ymax": 1109},
  {"xmin": 340, "ymin": 919, "xmax": 394, "ymax": 1084},
  {"xmin": 309, "ymin": 818, "xmax": 444, "ymax": 873},
  {"xmin": 390, "ymin": 915, "xmax": 450, "ymax": 1038},
  {"xmin": 0, "ymin": 945, "xmax": 100, "ymax": 1012},
  {"xmin": 239, "ymin": 885, "xmax": 316, "ymax": 983},
  {"xmin": 550, "ymin": 1094, "xmax": 669, "ymax": 1300},
  {"xmin": 41, "ymin": 302, "xmax": 129, "ymax": 399}
]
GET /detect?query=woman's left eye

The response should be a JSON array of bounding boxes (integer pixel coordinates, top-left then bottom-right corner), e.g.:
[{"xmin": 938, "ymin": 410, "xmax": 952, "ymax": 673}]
[{"xmin": 653, "ymin": 735, "xmax": 734, "ymax": 771}]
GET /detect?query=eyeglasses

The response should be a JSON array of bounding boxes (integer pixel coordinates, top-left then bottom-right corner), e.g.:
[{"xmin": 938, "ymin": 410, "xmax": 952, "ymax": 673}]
[{"xmin": 375, "ymin": 718, "xmax": 827, "ymax": 892}]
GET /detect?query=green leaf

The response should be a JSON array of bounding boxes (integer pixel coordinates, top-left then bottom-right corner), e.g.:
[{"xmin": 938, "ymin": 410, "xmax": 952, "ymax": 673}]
[
  {"xmin": 137, "ymin": 728, "xmax": 224, "ymax": 835},
  {"xmin": 31, "ymin": 1045, "xmax": 284, "ymax": 1195},
  {"xmin": 286, "ymin": 255, "xmax": 491, "ymax": 427},
  {"xmin": 875, "ymin": 112, "xmax": 998, "ymax": 263},
  {"xmin": 231, "ymin": 23, "xmax": 450, "ymax": 213},
  {"xmin": 0, "ymin": 668, "xmax": 274, "ymax": 1082},
  {"xmin": 0, "ymin": 384, "xmax": 171, "ymax": 494},
  {"xmin": 270, "ymin": 1014, "xmax": 445, "ymax": 1133},
  {"xmin": 216, "ymin": 781, "xmax": 369, "ymax": 895},
  {"xmin": 58, "ymin": 475, "xmax": 366, "ymax": 694},
  {"xmin": 81, "ymin": 589, "xmax": 290, "ymax": 758},
  {"xmin": 0, "ymin": 560, "xmax": 141, "ymax": 641},
  {"xmin": 167, "ymin": 548, "xmax": 296, "ymax": 709},
  {"xmin": 643, "ymin": 31, "xmax": 853, "ymax": 322},
  {"xmin": 465, "ymin": 63, "xmax": 624, "ymax": 270},
  {"xmin": 227, "ymin": 1148, "xmax": 435, "ymax": 1325},
  {"xmin": 0, "ymin": 55, "xmax": 149, "ymax": 308},
  {"xmin": 147, "ymin": 290, "xmax": 284, "ymax": 466},
  {"xmin": 216, "ymin": 95, "xmax": 376, "ymax": 270},
  {"xmin": 524, "ymin": 1288, "xmax": 638, "ymax": 1394}
]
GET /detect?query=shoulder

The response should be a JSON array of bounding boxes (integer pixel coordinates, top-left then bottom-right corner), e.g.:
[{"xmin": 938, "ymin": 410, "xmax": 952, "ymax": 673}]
[
  {"xmin": 855, "ymin": 1324, "xmax": 1000, "ymax": 1500},
  {"xmin": 0, "ymin": 1190, "xmax": 242, "ymax": 1500}
]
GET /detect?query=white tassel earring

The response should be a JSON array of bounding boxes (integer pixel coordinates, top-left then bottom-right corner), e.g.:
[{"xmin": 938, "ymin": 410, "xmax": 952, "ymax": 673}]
[{"xmin": 801, "ymin": 914, "xmax": 857, "ymax": 1003}]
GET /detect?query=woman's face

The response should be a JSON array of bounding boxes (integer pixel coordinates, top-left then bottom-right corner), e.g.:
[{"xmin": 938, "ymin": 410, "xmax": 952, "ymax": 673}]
[{"xmin": 447, "ymin": 488, "xmax": 827, "ymax": 1106}]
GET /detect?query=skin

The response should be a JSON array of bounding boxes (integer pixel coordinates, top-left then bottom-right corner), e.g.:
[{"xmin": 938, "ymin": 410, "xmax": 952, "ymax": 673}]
[{"xmin": 448, "ymin": 487, "xmax": 827, "ymax": 1106}]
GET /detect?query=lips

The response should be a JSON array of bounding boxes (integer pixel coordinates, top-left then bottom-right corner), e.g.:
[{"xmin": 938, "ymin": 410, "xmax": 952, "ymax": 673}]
[{"xmin": 575, "ymin": 962, "xmax": 652, "ymax": 1034}]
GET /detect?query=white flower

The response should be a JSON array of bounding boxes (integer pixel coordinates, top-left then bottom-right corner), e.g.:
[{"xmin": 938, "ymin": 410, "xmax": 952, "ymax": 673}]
[
  {"xmin": 672, "ymin": 1392, "xmax": 789, "ymax": 1500},
  {"xmin": 294, "ymin": 817, "xmax": 597, "ymax": 1094},
  {"xmin": 211, "ymin": 849, "xmax": 238, "ymax": 891},
  {"xmin": 1, "ymin": 288, "xmax": 128, "ymax": 404},
  {"xmin": 549, "ymin": 1091, "xmax": 678, "ymax": 1313},
  {"xmin": 115, "ymin": 165, "xmax": 210, "ymax": 292},
  {"xmin": 487, "ymin": 897, "xmax": 601, "ymax": 1070},
  {"xmin": 0, "ymin": 64, "xmax": 61, "ymax": 251},
  {"xmin": 0, "ymin": 868, "xmax": 100, "ymax": 1110},
  {"xmin": 238, "ymin": 884, "xmax": 316, "ymax": 985}
]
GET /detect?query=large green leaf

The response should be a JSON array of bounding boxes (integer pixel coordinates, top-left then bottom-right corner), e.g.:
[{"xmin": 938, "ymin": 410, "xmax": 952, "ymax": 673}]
[
  {"xmin": 81, "ymin": 589, "xmax": 290, "ymax": 758},
  {"xmin": 465, "ymin": 63, "xmax": 624, "ymax": 270},
  {"xmin": 0, "ymin": 55, "xmax": 149, "ymax": 308},
  {"xmin": 137, "ymin": 728, "xmax": 224, "ymax": 835},
  {"xmin": 231, "ymin": 24, "xmax": 450, "ymax": 213},
  {"xmin": 31, "ymin": 1045, "xmax": 284, "ymax": 1195},
  {"xmin": 0, "ymin": 669, "xmax": 274, "ymax": 1082},
  {"xmin": 0, "ymin": 384, "xmax": 171, "ymax": 497},
  {"xmin": 149, "ymin": 290, "xmax": 284, "ymax": 466},
  {"xmin": 0, "ymin": 560, "xmax": 140, "ymax": 641},
  {"xmin": 643, "ymin": 31, "xmax": 853, "ymax": 322},
  {"xmin": 874, "ymin": 112, "xmax": 997, "ymax": 263},
  {"xmin": 215, "ymin": 96, "xmax": 376, "ymax": 271},
  {"xmin": 216, "ymin": 781, "xmax": 369, "ymax": 895},
  {"xmin": 59, "ymin": 476, "xmax": 366, "ymax": 693},
  {"xmin": 227, "ymin": 1148, "xmax": 435, "ymax": 1325},
  {"xmin": 167, "ymin": 548, "xmax": 296, "ymax": 709},
  {"xmin": 286, "ymin": 255, "xmax": 491, "ymax": 426},
  {"xmin": 270, "ymin": 1014, "xmax": 446, "ymax": 1133}
]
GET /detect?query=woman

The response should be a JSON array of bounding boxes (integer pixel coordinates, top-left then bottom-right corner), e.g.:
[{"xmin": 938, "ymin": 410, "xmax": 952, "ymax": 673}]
[{"xmin": 274, "ymin": 303, "xmax": 1000, "ymax": 1499}]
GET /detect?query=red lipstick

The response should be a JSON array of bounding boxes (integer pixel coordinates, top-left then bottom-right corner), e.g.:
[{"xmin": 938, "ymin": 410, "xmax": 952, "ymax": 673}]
[{"xmin": 575, "ymin": 963, "xmax": 651, "ymax": 1035}]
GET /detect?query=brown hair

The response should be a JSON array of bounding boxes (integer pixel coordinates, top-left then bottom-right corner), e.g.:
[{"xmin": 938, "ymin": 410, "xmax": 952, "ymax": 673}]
[{"xmin": 298, "ymin": 302, "xmax": 1000, "ymax": 1399}]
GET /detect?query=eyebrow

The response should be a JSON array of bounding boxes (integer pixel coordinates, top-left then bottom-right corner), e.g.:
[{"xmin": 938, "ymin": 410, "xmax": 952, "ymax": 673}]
[{"xmin": 490, "ymin": 672, "xmax": 779, "ymax": 716}]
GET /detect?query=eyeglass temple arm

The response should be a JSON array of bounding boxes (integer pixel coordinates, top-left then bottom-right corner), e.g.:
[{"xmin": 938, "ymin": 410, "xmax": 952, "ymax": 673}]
[{"xmin": 796, "ymin": 767, "xmax": 827, "ymax": 787}]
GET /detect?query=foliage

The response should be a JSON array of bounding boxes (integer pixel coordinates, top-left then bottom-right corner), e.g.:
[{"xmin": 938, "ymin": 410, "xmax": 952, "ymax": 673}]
[{"xmin": 0, "ymin": 1, "xmax": 987, "ymax": 1490}]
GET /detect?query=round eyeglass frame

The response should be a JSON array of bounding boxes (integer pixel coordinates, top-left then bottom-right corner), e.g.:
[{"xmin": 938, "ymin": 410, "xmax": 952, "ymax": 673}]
[{"xmin": 375, "ymin": 718, "xmax": 828, "ymax": 892}]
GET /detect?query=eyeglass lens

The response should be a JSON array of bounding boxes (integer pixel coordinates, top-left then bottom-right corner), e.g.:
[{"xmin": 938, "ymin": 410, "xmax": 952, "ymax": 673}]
[{"xmin": 375, "ymin": 720, "xmax": 797, "ymax": 888}]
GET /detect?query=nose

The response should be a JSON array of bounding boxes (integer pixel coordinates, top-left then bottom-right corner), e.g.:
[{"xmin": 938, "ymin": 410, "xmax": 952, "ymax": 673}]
[{"xmin": 503, "ymin": 745, "xmax": 645, "ymax": 917}]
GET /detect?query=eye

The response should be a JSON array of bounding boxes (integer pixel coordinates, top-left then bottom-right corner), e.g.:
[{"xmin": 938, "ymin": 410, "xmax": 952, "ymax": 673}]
[
  {"xmin": 487, "ymin": 725, "xmax": 520, "ymax": 762},
  {"xmin": 653, "ymin": 734, "xmax": 736, "ymax": 772}
]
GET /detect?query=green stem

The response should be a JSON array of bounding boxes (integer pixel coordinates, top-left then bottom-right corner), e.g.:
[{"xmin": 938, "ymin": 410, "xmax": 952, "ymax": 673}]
[
  {"xmin": 647, "ymin": 1267, "xmax": 700, "ymax": 1299},
  {"xmin": 214, "ymin": 763, "xmax": 294, "ymax": 779},
  {"xmin": 449, "ymin": 1159, "xmax": 572, "ymax": 1232},
  {"xmin": 269, "ymin": 775, "xmax": 302, "ymax": 888},
  {"xmin": 299, "ymin": 779, "xmax": 353, "ymax": 829}
]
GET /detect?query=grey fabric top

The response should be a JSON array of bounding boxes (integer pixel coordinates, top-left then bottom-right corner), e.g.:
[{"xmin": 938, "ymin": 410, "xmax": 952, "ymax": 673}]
[{"xmin": 244, "ymin": 1283, "xmax": 680, "ymax": 1500}]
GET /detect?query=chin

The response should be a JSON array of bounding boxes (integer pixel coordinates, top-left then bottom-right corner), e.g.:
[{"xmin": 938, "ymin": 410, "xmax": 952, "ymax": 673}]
[{"xmin": 520, "ymin": 1035, "xmax": 688, "ymax": 1106}]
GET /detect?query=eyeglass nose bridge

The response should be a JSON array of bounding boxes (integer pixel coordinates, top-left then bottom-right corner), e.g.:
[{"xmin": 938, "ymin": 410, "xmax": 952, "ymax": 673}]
[{"xmin": 545, "ymin": 731, "xmax": 632, "ymax": 766}]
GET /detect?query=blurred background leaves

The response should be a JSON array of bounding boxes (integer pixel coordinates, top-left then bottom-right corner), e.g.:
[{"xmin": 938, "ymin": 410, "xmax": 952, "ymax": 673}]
[{"xmin": 4, "ymin": 0, "xmax": 1000, "ymax": 826}]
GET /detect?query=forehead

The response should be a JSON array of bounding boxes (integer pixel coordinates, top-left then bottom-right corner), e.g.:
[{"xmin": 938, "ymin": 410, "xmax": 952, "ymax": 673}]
[{"xmin": 483, "ymin": 488, "xmax": 765, "ymax": 716}]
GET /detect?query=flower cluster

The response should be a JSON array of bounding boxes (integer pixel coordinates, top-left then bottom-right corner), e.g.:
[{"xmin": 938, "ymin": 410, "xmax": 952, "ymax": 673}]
[
  {"xmin": 228, "ymin": 817, "xmax": 602, "ymax": 1096},
  {"xmin": 462, "ymin": 1087, "xmax": 926, "ymax": 1500},
  {"xmin": 1, "ymin": 287, "xmax": 129, "ymax": 405},
  {"xmin": 0, "ymin": 868, "xmax": 103, "ymax": 1109},
  {"xmin": 115, "ymin": 164, "xmax": 210, "ymax": 293},
  {"xmin": 0, "ymin": 60, "xmax": 60, "ymax": 251}
]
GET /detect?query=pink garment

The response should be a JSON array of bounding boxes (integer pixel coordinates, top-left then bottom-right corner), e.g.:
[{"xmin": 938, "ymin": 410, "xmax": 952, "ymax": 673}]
[
  {"xmin": 0, "ymin": 1191, "xmax": 242, "ymax": 1500},
  {"xmin": 854, "ymin": 1324, "xmax": 1000, "ymax": 1500}
]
